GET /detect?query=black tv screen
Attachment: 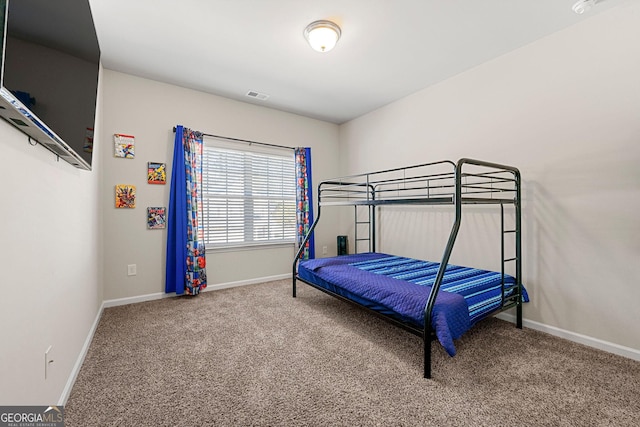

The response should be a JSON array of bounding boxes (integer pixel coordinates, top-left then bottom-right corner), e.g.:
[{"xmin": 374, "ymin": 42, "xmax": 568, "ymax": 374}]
[{"xmin": 0, "ymin": 0, "xmax": 100, "ymax": 169}]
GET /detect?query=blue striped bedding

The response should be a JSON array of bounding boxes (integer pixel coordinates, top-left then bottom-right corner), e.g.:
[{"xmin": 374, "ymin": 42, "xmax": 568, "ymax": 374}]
[{"xmin": 297, "ymin": 252, "xmax": 528, "ymax": 357}]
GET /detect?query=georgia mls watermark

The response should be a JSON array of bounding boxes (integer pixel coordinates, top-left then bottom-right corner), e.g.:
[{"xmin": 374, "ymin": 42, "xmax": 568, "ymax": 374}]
[{"xmin": 0, "ymin": 406, "xmax": 64, "ymax": 427}]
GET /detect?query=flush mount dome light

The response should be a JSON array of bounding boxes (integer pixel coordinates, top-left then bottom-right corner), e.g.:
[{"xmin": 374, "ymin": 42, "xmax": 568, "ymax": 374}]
[
  {"xmin": 303, "ymin": 20, "xmax": 341, "ymax": 52},
  {"xmin": 572, "ymin": 0, "xmax": 597, "ymax": 14}
]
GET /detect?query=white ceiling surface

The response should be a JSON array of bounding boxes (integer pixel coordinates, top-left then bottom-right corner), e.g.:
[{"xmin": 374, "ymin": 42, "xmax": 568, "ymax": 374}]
[{"xmin": 89, "ymin": 0, "xmax": 628, "ymax": 124}]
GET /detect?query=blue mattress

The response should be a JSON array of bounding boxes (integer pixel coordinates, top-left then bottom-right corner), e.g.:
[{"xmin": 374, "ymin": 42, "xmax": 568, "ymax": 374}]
[{"xmin": 297, "ymin": 252, "xmax": 528, "ymax": 357}]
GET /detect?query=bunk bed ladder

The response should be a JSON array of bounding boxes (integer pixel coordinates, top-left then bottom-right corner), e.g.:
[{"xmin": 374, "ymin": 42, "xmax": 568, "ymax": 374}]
[
  {"xmin": 354, "ymin": 205, "xmax": 374, "ymax": 253},
  {"xmin": 500, "ymin": 204, "xmax": 517, "ymax": 308}
]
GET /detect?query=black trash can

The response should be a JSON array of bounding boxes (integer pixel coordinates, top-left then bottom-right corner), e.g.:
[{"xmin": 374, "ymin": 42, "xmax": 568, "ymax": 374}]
[{"xmin": 337, "ymin": 235, "xmax": 348, "ymax": 256}]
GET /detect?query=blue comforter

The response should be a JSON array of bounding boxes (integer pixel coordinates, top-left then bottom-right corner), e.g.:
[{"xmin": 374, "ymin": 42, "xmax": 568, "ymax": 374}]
[{"xmin": 297, "ymin": 253, "xmax": 528, "ymax": 357}]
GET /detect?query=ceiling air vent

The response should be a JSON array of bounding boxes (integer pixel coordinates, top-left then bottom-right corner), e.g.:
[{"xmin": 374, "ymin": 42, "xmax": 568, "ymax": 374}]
[{"xmin": 245, "ymin": 90, "xmax": 269, "ymax": 101}]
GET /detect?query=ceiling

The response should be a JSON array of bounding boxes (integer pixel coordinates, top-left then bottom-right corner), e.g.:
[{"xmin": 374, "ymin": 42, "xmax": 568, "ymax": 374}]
[{"xmin": 88, "ymin": 0, "xmax": 626, "ymax": 124}]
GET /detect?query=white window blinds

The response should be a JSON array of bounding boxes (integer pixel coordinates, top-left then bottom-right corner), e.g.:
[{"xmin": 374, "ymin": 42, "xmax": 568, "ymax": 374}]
[{"xmin": 201, "ymin": 140, "xmax": 296, "ymax": 248}]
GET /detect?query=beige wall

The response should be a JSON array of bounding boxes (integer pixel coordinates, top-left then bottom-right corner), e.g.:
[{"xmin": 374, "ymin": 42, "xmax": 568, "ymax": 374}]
[
  {"xmin": 100, "ymin": 70, "xmax": 340, "ymax": 300},
  {"xmin": 0, "ymin": 68, "xmax": 104, "ymax": 404},
  {"xmin": 339, "ymin": 2, "xmax": 640, "ymax": 352}
]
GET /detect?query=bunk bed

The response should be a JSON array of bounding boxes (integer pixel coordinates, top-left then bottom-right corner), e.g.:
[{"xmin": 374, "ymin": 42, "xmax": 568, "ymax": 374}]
[{"xmin": 292, "ymin": 158, "xmax": 528, "ymax": 378}]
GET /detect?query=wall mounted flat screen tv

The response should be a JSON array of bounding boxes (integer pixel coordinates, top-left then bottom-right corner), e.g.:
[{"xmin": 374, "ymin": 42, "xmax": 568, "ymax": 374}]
[{"xmin": 0, "ymin": 0, "xmax": 100, "ymax": 170}]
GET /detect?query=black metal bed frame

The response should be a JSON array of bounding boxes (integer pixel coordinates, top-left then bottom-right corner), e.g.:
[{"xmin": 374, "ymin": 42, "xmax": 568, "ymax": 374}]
[{"xmin": 292, "ymin": 158, "xmax": 523, "ymax": 378}]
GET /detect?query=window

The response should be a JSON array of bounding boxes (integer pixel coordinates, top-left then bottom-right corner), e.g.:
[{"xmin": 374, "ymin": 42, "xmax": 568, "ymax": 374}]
[{"xmin": 201, "ymin": 140, "xmax": 296, "ymax": 248}]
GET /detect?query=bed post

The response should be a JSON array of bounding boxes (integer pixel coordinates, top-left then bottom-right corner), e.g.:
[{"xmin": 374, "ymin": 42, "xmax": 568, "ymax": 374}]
[
  {"xmin": 515, "ymin": 168, "xmax": 523, "ymax": 329},
  {"xmin": 292, "ymin": 272, "xmax": 297, "ymax": 298},
  {"xmin": 424, "ymin": 328, "xmax": 433, "ymax": 378}
]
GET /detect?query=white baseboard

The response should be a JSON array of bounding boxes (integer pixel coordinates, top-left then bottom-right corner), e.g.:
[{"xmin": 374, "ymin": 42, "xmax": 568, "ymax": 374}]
[
  {"xmin": 103, "ymin": 273, "xmax": 290, "ymax": 308},
  {"xmin": 203, "ymin": 273, "xmax": 290, "ymax": 291},
  {"xmin": 58, "ymin": 301, "xmax": 105, "ymax": 406},
  {"xmin": 496, "ymin": 313, "xmax": 640, "ymax": 362},
  {"xmin": 58, "ymin": 274, "xmax": 290, "ymax": 404},
  {"xmin": 102, "ymin": 291, "xmax": 170, "ymax": 308}
]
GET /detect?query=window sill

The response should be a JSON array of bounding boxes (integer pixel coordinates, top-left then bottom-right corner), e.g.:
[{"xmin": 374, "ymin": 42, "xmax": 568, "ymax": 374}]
[{"xmin": 206, "ymin": 242, "xmax": 295, "ymax": 254}]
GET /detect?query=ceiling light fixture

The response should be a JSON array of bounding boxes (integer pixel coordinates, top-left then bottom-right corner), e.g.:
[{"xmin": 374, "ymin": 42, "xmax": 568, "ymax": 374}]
[
  {"xmin": 572, "ymin": 0, "xmax": 597, "ymax": 14},
  {"xmin": 303, "ymin": 20, "xmax": 341, "ymax": 53}
]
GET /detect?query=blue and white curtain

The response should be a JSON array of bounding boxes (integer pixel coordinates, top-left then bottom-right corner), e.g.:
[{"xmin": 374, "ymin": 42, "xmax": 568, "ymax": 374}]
[
  {"xmin": 165, "ymin": 125, "xmax": 208, "ymax": 295},
  {"xmin": 295, "ymin": 147, "xmax": 315, "ymax": 259}
]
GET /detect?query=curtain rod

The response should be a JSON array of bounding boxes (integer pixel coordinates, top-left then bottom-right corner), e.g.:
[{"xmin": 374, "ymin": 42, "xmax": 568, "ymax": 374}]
[{"xmin": 172, "ymin": 127, "xmax": 295, "ymax": 151}]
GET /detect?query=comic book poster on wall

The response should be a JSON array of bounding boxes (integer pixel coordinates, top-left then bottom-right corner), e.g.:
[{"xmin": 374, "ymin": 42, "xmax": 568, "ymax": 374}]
[
  {"xmin": 147, "ymin": 207, "xmax": 166, "ymax": 229},
  {"xmin": 147, "ymin": 162, "xmax": 166, "ymax": 184},
  {"xmin": 115, "ymin": 184, "xmax": 136, "ymax": 208},
  {"xmin": 114, "ymin": 134, "xmax": 135, "ymax": 158}
]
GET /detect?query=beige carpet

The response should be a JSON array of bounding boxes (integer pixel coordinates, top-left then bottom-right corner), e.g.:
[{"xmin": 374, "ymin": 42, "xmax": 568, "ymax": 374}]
[{"xmin": 65, "ymin": 279, "xmax": 640, "ymax": 426}]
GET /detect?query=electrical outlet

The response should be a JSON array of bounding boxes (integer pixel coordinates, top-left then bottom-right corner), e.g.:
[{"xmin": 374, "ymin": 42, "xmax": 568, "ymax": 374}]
[
  {"xmin": 322, "ymin": 245, "xmax": 328, "ymax": 255},
  {"xmin": 127, "ymin": 264, "xmax": 137, "ymax": 276},
  {"xmin": 45, "ymin": 345, "xmax": 53, "ymax": 380}
]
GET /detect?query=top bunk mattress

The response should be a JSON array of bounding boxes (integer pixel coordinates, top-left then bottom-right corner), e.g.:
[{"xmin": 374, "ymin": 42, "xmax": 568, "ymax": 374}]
[{"xmin": 297, "ymin": 252, "xmax": 528, "ymax": 356}]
